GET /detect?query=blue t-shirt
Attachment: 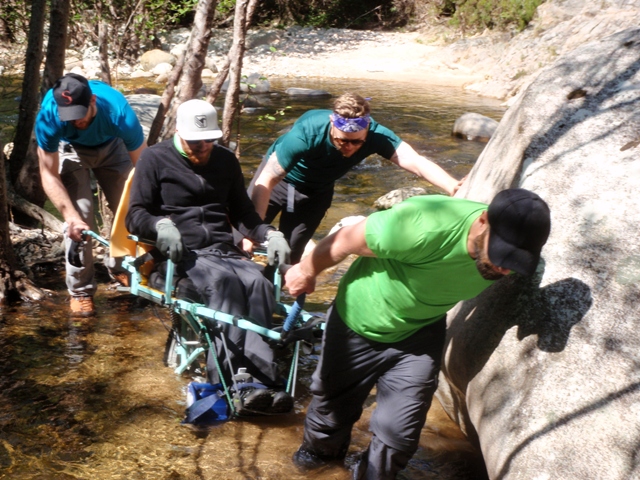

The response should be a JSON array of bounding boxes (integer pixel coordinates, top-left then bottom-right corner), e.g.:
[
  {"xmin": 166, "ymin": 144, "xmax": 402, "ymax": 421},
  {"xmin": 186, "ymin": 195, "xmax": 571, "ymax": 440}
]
[{"xmin": 35, "ymin": 80, "xmax": 144, "ymax": 152}]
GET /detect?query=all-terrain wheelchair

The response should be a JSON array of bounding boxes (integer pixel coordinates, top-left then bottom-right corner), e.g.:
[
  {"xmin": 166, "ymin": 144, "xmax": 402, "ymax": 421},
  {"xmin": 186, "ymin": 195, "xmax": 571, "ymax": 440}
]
[{"xmin": 83, "ymin": 174, "xmax": 324, "ymax": 423}]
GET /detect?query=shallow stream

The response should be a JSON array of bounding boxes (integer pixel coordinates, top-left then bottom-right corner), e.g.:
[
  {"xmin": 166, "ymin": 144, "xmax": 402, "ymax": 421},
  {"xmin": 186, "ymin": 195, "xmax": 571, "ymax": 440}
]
[{"xmin": 0, "ymin": 77, "xmax": 505, "ymax": 479}]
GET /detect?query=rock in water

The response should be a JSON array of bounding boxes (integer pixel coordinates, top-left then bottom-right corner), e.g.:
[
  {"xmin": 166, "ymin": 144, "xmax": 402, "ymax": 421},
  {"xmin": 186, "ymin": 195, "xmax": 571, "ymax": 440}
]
[{"xmin": 452, "ymin": 112, "xmax": 498, "ymax": 142}]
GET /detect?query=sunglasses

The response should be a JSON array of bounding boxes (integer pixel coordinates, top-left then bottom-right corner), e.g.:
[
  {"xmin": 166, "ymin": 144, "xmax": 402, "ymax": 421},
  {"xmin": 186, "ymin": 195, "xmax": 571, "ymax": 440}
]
[
  {"xmin": 331, "ymin": 135, "xmax": 366, "ymax": 147},
  {"xmin": 186, "ymin": 138, "xmax": 216, "ymax": 145}
]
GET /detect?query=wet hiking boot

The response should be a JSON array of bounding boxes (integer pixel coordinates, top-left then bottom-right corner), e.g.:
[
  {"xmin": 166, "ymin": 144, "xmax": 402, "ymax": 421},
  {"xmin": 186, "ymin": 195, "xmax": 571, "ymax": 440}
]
[
  {"xmin": 111, "ymin": 272, "xmax": 130, "ymax": 287},
  {"xmin": 292, "ymin": 446, "xmax": 338, "ymax": 471},
  {"xmin": 70, "ymin": 296, "xmax": 96, "ymax": 318},
  {"xmin": 269, "ymin": 390, "xmax": 294, "ymax": 414},
  {"xmin": 233, "ymin": 387, "xmax": 273, "ymax": 415}
]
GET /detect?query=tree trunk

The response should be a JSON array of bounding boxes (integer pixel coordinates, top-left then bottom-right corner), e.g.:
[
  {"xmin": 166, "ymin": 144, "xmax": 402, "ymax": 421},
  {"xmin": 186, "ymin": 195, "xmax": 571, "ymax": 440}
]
[
  {"xmin": 97, "ymin": 1, "xmax": 112, "ymax": 85},
  {"xmin": 161, "ymin": 0, "xmax": 218, "ymax": 141},
  {"xmin": 1, "ymin": 143, "xmax": 21, "ymax": 275},
  {"xmin": 0, "ymin": 142, "xmax": 44, "ymax": 304},
  {"xmin": 0, "ymin": 15, "xmax": 16, "ymax": 43},
  {"xmin": 221, "ymin": 0, "xmax": 250, "ymax": 148},
  {"xmin": 205, "ymin": 0, "xmax": 258, "ymax": 105},
  {"xmin": 147, "ymin": 46, "xmax": 188, "ymax": 146},
  {"xmin": 41, "ymin": 0, "xmax": 70, "ymax": 96},
  {"xmin": 8, "ymin": 0, "xmax": 47, "ymax": 206},
  {"xmin": 6, "ymin": 185, "xmax": 64, "ymax": 233},
  {"xmin": 205, "ymin": 57, "xmax": 230, "ymax": 104}
]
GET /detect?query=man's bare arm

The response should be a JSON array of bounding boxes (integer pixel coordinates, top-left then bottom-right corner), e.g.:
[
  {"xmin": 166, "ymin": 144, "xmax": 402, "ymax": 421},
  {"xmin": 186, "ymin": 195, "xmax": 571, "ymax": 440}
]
[
  {"xmin": 37, "ymin": 146, "xmax": 88, "ymax": 241},
  {"xmin": 285, "ymin": 218, "xmax": 375, "ymax": 296},
  {"xmin": 389, "ymin": 141, "xmax": 461, "ymax": 196},
  {"xmin": 128, "ymin": 140, "xmax": 147, "ymax": 166},
  {"xmin": 251, "ymin": 152, "xmax": 287, "ymax": 219}
]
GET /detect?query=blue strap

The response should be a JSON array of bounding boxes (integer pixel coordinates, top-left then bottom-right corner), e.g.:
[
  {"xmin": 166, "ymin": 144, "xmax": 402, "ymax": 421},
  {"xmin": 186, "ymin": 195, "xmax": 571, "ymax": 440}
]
[{"xmin": 184, "ymin": 394, "xmax": 223, "ymax": 424}]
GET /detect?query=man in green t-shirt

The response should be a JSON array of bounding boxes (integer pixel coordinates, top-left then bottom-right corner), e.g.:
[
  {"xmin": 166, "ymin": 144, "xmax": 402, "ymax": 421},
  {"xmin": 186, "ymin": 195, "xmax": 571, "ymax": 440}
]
[
  {"xmin": 248, "ymin": 92, "xmax": 464, "ymax": 263},
  {"xmin": 284, "ymin": 188, "xmax": 551, "ymax": 479}
]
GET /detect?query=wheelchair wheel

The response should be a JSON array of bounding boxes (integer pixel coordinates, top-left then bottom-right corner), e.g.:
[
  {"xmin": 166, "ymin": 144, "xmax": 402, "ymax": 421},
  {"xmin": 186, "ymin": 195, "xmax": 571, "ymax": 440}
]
[
  {"xmin": 164, "ymin": 310, "xmax": 205, "ymax": 374},
  {"xmin": 163, "ymin": 311, "xmax": 182, "ymax": 369}
]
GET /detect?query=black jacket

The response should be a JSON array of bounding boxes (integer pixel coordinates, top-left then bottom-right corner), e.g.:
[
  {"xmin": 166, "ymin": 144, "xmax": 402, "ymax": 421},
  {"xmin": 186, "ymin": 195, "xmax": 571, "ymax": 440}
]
[{"xmin": 126, "ymin": 139, "xmax": 272, "ymax": 251}]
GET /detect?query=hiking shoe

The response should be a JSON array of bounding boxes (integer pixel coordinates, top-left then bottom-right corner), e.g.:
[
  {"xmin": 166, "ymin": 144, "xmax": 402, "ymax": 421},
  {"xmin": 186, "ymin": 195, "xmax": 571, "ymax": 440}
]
[
  {"xmin": 269, "ymin": 390, "xmax": 294, "ymax": 414},
  {"xmin": 111, "ymin": 271, "xmax": 130, "ymax": 287},
  {"xmin": 70, "ymin": 296, "xmax": 95, "ymax": 318},
  {"xmin": 292, "ymin": 446, "xmax": 332, "ymax": 471},
  {"xmin": 233, "ymin": 387, "xmax": 273, "ymax": 415}
]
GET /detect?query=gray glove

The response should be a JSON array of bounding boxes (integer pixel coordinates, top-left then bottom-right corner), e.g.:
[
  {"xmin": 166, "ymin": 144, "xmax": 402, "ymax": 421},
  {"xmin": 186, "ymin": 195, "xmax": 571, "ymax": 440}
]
[
  {"xmin": 156, "ymin": 218, "xmax": 183, "ymax": 263},
  {"xmin": 266, "ymin": 230, "xmax": 291, "ymax": 266}
]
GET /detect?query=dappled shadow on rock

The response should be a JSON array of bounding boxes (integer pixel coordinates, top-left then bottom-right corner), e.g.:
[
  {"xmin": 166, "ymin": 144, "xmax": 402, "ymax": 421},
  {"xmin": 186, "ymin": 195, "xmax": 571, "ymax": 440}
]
[{"xmin": 445, "ymin": 270, "xmax": 593, "ymax": 384}]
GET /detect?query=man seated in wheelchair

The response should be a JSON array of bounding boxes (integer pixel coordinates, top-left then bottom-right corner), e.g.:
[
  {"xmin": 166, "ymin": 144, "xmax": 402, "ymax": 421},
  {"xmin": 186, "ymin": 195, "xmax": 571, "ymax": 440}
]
[{"xmin": 125, "ymin": 99, "xmax": 293, "ymax": 415}]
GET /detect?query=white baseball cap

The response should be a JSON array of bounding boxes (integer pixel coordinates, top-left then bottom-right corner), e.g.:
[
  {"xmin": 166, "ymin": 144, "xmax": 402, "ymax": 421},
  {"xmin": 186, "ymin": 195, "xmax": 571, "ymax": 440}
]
[{"xmin": 176, "ymin": 99, "xmax": 223, "ymax": 141}]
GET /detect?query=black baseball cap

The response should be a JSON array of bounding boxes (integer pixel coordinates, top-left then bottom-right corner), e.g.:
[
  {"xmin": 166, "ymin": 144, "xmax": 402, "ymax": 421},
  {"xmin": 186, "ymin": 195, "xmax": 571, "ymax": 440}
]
[
  {"xmin": 53, "ymin": 73, "xmax": 92, "ymax": 121},
  {"xmin": 487, "ymin": 188, "xmax": 551, "ymax": 276}
]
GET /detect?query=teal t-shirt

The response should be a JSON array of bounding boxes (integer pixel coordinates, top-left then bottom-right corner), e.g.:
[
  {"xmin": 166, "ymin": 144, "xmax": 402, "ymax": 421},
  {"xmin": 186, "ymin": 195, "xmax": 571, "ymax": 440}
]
[
  {"xmin": 35, "ymin": 80, "xmax": 144, "ymax": 153},
  {"xmin": 335, "ymin": 195, "xmax": 495, "ymax": 343},
  {"xmin": 266, "ymin": 109, "xmax": 402, "ymax": 192}
]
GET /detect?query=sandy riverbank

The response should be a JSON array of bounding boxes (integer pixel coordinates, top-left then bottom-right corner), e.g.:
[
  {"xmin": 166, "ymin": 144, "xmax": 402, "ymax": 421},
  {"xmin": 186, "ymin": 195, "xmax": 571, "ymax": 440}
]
[
  {"xmin": 231, "ymin": 29, "xmax": 487, "ymax": 90},
  {"xmin": 202, "ymin": 28, "xmax": 483, "ymax": 92}
]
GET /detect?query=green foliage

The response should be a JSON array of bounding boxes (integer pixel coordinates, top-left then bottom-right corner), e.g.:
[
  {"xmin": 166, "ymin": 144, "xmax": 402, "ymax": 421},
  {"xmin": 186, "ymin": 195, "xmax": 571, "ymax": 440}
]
[
  {"xmin": 256, "ymin": 0, "xmax": 414, "ymax": 29},
  {"xmin": 446, "ymin": 0, "xmax": 546, "ymax": 33},
  {"xmin": 0, "ymin": 0, "xmax": 32, "ymax": 43},
  {"xmin": 258, "ymin": 106, "xmax": 291, "ymax": 122},
  {"xmin": 511, "ymin": 69, "xmax": 527, "ymax": 80},
  {"xmin": 216, "ymin": 0, "xmax": 236, "ymax": 17}
]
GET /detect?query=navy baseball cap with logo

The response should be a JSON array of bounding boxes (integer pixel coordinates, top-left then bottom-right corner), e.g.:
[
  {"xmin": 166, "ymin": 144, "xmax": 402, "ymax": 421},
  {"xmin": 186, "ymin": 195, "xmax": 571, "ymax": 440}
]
[
  {"xmin": 487, "ymin": 188, "xmax": 551, "ymax": 276},
  {"xmin": 53, "ymin": 73, "xmax": 92, "ymax": 121},
  {"xmin": 176, "ymin": 99, "xmax": 223, "ymax": 141}
]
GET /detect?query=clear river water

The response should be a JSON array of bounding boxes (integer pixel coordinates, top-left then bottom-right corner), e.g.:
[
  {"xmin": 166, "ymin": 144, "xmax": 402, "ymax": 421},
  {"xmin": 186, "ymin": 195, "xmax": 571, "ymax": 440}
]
[{"xmin": 0, "ymin": 76, "xmax": 505, "ymax": 479}]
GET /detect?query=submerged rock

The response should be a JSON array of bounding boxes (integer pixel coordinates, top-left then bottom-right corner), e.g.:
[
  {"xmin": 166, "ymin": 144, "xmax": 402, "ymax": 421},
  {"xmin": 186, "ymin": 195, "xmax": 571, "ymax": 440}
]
[{"xmin": 285, "ymin": 88, "xmax": 331, "ymax": 97}]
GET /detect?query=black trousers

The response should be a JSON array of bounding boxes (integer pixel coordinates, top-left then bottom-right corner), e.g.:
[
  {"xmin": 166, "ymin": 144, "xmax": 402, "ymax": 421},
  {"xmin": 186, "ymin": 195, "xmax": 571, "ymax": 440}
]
[
  {"xmin": 301, "ymin": 305, "xmax": 446, "ymax": 479},
  {"xmin": 263, "ymin": 181, "xmax": 334, "ymax": 264},
  {"xmin": 182, "ymin": 249, "xmax": 281, "ymax": 387}
]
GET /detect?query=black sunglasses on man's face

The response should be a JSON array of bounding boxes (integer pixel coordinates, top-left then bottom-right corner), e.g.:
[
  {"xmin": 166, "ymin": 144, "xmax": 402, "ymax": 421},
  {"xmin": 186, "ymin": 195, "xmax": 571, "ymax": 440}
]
[{"xmin": 186, "ymin": 139, "xmax": 216, "ymax": 145}]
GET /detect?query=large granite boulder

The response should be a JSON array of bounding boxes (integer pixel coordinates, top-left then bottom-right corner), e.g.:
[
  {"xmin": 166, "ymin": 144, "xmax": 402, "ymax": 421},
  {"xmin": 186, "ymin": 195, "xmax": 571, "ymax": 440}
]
[{"xmin": 438, "ymin": 28, "xmax": 640, "ymax": 479}]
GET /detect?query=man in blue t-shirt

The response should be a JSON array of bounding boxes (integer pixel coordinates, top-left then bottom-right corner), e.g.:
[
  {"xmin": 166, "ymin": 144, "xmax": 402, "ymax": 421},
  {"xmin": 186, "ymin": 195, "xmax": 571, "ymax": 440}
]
[
  {"xmin": 248, "ymin": 92, "xmax": 464, "ymax": 263},
  {"xmin": 35, "ymin": 73, "xmax": 146, "ymax": 317}
]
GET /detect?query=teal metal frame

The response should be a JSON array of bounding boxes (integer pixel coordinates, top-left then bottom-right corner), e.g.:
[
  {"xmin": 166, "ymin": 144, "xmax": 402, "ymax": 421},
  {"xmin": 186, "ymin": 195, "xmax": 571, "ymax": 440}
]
[{"xmin": 83, "ymin": 230, "xmax": 321, "ymax": 414}]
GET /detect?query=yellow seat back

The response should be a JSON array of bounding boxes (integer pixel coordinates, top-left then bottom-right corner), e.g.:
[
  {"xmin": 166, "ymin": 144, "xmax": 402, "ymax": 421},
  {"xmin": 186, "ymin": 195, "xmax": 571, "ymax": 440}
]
[{"xmin": 110, "ymin": 169, "xmax": 154, "ymax": 280}]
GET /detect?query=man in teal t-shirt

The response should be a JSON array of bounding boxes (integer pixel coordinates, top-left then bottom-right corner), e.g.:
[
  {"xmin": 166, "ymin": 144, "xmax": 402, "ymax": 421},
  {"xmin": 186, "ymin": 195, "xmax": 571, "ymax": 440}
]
[
  {"xmin": 248, "ymin": 92, "xmax": 464, "ymax": 263},
  {"xmin": 284, "ymin": 189, "xmax": 551, "ymax": 479},
  {"xmin": 35, "ymin": 73, "xmax": 146, "ymax": 317}
]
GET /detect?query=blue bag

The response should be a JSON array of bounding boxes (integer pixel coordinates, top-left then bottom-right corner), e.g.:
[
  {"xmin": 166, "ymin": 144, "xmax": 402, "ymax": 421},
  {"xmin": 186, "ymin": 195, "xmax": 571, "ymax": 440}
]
[{"xmin": 183, "ymin": 382, "xmax": 230, "ymax": 424}]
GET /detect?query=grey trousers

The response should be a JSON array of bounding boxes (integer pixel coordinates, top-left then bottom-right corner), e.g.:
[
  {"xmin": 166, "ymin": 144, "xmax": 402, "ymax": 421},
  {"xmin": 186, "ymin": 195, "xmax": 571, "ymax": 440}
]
[
  {"xmin": 301, "ymin": 305, "xmax": 446, "ymax": 480},
  {"xmin": 263, "ymin": 181, "xmax": 333, "ymax": 264},
  {"xmin": 60, "ymin": 138, "xmax": 133, "ymax": 297},
  {"xmin": 182, "ymin": 249, "xmax": 281, "ymax": 387},
  {"xmin": 247, "ymin": 156, "xmax": 334, "ymax": 264}
]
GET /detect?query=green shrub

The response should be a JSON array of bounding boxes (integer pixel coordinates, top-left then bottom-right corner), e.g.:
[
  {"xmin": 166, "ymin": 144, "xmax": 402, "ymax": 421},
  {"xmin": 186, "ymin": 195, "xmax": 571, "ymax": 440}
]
[{"xmin": 447, "ymin": 0, "xmax": 546, "ymax": 33}]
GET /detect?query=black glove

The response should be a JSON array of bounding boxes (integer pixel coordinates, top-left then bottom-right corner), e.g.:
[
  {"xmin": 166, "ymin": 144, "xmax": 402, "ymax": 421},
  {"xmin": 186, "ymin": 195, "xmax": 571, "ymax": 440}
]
[
  {"xmin": 156, "ymin": 218, "xmax": 183, "ymax": 263},
  {"xmin": 266, "ymin": 230, "xmax": 290, "ymax": 266}
]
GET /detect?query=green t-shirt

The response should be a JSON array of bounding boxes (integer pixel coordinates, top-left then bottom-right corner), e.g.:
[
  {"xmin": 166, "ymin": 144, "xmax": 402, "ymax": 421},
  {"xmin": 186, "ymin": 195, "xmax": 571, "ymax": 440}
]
[
  {"xmin": 335, "ymin": 195, "xmax": 495, "ymax": 343},
  {"xmin": 266, "ymin": 109, "xmax": 402, "ymax": 192}
]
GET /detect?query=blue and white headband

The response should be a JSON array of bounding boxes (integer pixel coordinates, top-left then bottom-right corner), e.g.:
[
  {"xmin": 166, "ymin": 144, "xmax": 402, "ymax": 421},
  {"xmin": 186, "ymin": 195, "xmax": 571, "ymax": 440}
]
[{"xmin": 330, "ymin": 113, "xmax": 371, "ymax": 133}]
